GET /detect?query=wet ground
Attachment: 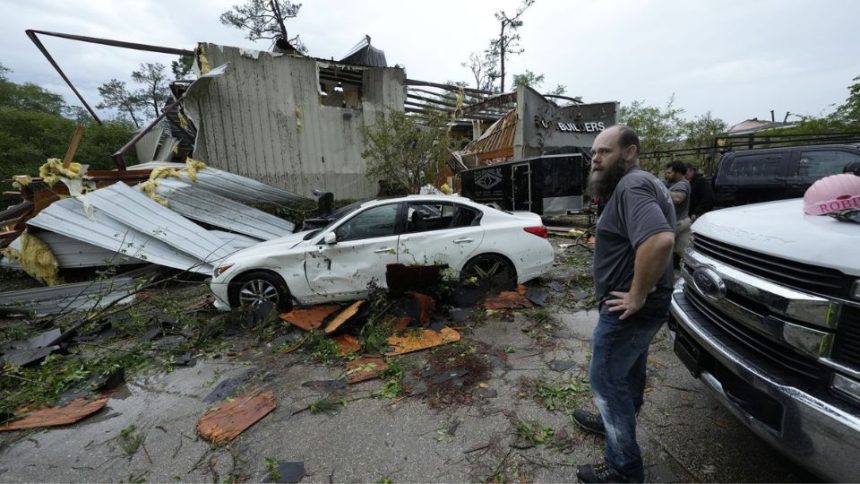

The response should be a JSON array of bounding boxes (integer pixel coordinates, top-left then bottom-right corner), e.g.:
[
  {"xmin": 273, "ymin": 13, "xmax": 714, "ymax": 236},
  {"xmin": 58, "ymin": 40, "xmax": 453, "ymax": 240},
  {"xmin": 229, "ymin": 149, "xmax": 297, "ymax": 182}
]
[{"xmin": 0, "ymin": 239, "xmax": 818, "ymax": 482}]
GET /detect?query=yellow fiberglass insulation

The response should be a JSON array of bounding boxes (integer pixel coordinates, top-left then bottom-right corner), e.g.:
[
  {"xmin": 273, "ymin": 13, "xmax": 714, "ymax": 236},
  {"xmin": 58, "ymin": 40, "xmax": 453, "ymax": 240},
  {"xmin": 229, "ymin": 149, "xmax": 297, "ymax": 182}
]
[
  {"xmin": 38, "ymin": 158, "xmax": 82, "ymax": 187},
  {"xmin": 185, "ymin": 158, "xmax": 207, "ymax": 182},
  {"xmin": 138, "ymin": 166, "xmax": 182, "ymax": 207},
  {"xmin": 6, "ymin": 232, "xmax": 62, "ymax": 286}
]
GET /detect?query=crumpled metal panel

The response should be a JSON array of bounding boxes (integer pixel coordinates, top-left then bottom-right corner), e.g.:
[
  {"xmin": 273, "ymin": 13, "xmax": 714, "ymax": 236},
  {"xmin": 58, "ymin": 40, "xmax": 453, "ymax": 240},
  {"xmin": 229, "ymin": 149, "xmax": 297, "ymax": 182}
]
[
  {"xmin": 209, "ymin": 230, "xmax": 259, "ymax": 252},
  {"xmin": 6, "ymin": 231, "xmax": 143, "ymax": 269},
  {"xmin": 84, "ymin": 182, "xmax": 233, "ymax": 264},
  {"xmin": 176, "ymin": 166, "xmax": 310, "ymax": 206},
  {"xmin": 154, "ymin": 179, "xmax": 295, "ymax": 239},
  {"xmin": 27, "ymin": 198, "xmax": 209, "ymax": 274},
  {"xmin": 0, "ymin": 276, "xmax": 139, "ymax": 316}
]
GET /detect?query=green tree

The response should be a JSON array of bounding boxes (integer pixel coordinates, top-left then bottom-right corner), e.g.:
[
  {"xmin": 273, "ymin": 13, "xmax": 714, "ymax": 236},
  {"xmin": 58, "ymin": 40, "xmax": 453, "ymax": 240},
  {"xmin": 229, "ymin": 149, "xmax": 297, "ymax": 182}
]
[
  {"xmin": 220, "ymin": 0, "xmax": 307, "ymax": 52},
  {"xmin": 832, "ymin": 75, "xmax": 860, "ymax": 128},
  {"xmin": 361, "ymin": 110, "xmax": 452, "ymax": 194},
  {"xmin": 97, "ymin": 79, "xmax": 142, "ymax": 127},
  {"xmin": 0, "ymin": 63, "xmax": 135, "ymax": 190},
  {"xmin": 462, "ymin": 51, "xmax": 498, "ymax": 92},
  {"xmin": 131, "ymin": 63, "xmax": 171, "ymax": 121},
  {"xmin": 619, "ymin": 95, "xmax": 685, "ymax": 154},
  {"xmin": 679, "ymin": 111, "xmax": 727, "ymax": 149},
  {"xmin": 0, "ymin": 64, "xmax": 65, "ymax": 115},
  {"xmin": 486, "ymin": 0, "xmax": 535, "ymax": 92},
  {"xmin": 512, "ymin": 70, "xmax": 566, "ymax": 96},
  {"xmin": 171, "ymin": 54, "xmax": 195, "ymax": 80}
]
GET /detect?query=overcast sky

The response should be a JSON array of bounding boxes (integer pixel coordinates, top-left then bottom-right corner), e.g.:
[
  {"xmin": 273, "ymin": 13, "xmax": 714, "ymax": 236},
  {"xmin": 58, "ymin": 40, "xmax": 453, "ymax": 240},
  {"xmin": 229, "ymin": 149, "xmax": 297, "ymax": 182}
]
[{"xmin": 2, "ymin": 0, "xmax": 859, "ymax": 125}]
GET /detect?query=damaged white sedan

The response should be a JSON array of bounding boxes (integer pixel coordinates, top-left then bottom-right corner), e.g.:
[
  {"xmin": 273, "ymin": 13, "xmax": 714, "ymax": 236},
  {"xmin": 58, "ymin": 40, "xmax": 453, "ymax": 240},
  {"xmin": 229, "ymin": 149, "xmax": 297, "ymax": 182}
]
[{"xmin": 210, "ymin": 195, "xmax": 554, "ymax": 310}]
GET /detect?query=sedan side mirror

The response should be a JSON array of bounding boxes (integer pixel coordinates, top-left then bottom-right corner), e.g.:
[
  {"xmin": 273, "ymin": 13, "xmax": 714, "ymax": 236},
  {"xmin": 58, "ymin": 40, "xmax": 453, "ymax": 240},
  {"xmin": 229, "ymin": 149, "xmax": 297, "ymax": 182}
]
[{"xmin": 323, "ymin": 232, "xmax": 337, "ymax": 245}]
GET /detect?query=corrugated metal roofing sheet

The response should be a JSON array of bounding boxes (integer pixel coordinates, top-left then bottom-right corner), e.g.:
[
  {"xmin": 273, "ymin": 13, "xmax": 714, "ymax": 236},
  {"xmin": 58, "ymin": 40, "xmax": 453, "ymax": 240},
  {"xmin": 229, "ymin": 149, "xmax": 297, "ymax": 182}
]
[
  {"xmin": 210, "ymin": 230, "xmax": 260, "ymax": 252},
  {"xmin": 26, "ymin": 198, "xmax": 210, "ymax": 274},
  {"xmin": 154, "ymin": 179, "xmax": 295, "ymax": 239},
  {"xmin": 0, "ymin": 275, "xmax": 139, "ymax": 316},
  {"xmin": 8, "ymin": 231, "xmax": 143, "ymax": 269},
  {"xmin": 175, "ymin": 165, "xmax": 310, "ymax": 206},
  {"xmin": 84, "ymin": 182, "xmax": 234, "ymax": 265},
  {"xmin": 184, "ymin": 45, "xmax": 406, "ymax": 199}
]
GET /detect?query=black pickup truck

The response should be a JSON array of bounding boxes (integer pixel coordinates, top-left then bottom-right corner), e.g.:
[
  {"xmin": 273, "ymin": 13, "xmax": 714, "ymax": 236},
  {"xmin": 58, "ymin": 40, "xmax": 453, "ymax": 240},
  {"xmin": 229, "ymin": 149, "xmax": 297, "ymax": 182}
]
[{"xmin": 713, "ymin": 143, "xmax": 860, "ymax": 207}]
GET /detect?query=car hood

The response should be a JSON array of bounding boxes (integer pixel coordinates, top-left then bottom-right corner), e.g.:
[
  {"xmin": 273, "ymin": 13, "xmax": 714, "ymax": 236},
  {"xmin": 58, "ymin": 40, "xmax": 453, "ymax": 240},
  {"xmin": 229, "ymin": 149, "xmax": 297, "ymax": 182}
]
[
  {"xmin": 692, "ymin": 199, "xmax": 860, "ymax": 276},
  {"xmin": 222, "ymin": 230, "xmax": 315, "ymax": 264}
]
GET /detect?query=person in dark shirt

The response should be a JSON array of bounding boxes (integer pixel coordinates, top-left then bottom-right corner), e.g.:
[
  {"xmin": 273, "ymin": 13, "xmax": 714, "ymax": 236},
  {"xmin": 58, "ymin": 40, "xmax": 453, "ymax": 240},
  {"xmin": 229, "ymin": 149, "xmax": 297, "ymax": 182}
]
[
  {"xmin": 573, "ymin": 125, "xmax": 675, "ymax": 484},
  {"xmin": 685, "ymin": 164, "xmax": 715, "ymax": 221}
]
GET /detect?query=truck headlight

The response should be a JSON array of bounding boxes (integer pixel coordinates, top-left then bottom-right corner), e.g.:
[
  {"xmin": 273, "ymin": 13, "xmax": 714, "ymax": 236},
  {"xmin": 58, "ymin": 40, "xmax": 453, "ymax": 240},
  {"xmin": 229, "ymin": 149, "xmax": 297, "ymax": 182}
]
[
  {"xmin": 852, "ymin": 281, "xmax": 860, "ymax": 300},
  {"xmin": 832, "ymin": 373, "xmax": 860, "ymax": 405}
]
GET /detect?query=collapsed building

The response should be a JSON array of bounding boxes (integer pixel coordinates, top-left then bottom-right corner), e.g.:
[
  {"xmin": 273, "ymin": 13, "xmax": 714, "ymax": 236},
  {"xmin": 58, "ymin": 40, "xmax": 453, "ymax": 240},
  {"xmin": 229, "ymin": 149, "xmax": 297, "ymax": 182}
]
[{"xmin": 0, "ymin": 29, "xmax": 619, "ymax": 312}]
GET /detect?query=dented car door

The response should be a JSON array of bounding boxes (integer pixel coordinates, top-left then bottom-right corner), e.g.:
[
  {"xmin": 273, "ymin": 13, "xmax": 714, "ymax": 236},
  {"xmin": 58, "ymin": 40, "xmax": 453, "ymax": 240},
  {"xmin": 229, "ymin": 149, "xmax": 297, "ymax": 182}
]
[
  {"xmin": 304, "ymin": 202, "xmax": 403, "ymax": 301},
  {"xmin": 397, "ymin": 201, "xmax": 485, "ymax": 270}
]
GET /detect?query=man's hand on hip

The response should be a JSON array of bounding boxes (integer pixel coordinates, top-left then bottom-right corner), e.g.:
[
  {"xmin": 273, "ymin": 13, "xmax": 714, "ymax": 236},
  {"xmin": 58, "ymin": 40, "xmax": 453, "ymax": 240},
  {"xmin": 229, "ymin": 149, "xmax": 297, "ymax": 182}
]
[{"xmin": 605, "ymin": 290, "xmax": 646, "ymax": 320}]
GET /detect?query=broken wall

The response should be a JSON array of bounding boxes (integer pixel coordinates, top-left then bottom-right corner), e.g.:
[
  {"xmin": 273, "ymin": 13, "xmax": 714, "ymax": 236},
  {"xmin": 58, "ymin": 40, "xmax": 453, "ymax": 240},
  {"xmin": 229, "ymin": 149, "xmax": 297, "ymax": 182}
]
[
  {"xmin": 185, "ymin": 45, "xmax": 407, "ymax": 200},
  {"xmin": 515, "ymin": 86, "xmax": 618, "ymax": 159}
]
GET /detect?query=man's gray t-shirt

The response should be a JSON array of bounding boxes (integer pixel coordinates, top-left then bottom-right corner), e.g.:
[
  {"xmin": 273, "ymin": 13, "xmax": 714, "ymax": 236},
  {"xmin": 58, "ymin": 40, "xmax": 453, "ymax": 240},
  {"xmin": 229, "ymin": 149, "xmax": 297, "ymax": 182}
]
[
  {"xmin": 593, "ymin": 167, "xmax": 676, "ymax": 315},
  {"xmin": 669, "ymin": 179, "xmax": 691, "ymax": 221}
]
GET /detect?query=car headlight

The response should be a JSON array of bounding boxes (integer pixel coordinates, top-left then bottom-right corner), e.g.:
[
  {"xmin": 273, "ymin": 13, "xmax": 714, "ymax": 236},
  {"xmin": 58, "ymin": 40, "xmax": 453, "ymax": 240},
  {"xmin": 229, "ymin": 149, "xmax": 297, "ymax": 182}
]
[{"xmin": 214, "ymin": 263, "xmax": 234, "ymax": 278}]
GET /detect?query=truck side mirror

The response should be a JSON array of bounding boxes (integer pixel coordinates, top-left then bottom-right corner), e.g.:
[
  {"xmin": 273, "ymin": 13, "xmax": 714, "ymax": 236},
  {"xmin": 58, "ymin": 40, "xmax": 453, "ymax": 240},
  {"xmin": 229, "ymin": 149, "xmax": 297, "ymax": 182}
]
[{"xmin": 323, "ymin": 232, "xmax": 337, "ymax": 245}]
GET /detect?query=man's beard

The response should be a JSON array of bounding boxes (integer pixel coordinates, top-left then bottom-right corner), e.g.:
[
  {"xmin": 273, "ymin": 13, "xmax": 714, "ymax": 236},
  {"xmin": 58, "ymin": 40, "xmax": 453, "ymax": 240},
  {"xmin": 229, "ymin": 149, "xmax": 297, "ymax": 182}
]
[{"xmin": 587, "ymin": 157, "xmax": 628, "ymax": 199}]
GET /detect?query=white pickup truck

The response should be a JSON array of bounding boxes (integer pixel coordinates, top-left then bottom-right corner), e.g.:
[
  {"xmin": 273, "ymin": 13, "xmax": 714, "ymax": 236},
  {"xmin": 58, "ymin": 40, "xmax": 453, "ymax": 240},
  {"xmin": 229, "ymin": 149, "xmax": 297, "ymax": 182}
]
[{"xmin": 669, "ymin": 198, "xmax": 860, "ymax": 481}]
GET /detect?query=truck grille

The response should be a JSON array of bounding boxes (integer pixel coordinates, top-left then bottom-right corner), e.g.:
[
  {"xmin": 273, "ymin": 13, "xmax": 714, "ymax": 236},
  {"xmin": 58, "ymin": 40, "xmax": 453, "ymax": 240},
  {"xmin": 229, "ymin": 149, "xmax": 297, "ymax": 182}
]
[
  {"xmin": 683, "ymin": 285, "xmax": 823, "ymax": 382},
  {"xmin": 692, "ymin": 234, "xmax": 851, "ymax": 298},
  {"xmin": 834, "ymin": 306, "xmax": 860, "ymax": 368}
]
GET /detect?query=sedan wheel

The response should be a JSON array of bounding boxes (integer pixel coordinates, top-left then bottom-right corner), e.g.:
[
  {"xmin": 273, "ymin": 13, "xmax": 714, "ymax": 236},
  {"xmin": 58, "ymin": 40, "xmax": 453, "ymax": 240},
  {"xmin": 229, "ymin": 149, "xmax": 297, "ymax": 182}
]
[
  {"xmin": 461, "ymin": 254, "xmax": 517, "ymax": 291},
  {"xmin": 231, "ymin": 271, "xmax": 290, "ymax": 311}
]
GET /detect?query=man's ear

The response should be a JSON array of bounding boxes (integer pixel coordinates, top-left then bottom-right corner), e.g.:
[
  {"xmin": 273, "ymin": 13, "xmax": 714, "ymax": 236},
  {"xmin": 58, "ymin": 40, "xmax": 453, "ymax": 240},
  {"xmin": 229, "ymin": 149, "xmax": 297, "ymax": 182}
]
[{"xmin": 623, "ymin": 144, "xmax": 638, "ymax": 161}]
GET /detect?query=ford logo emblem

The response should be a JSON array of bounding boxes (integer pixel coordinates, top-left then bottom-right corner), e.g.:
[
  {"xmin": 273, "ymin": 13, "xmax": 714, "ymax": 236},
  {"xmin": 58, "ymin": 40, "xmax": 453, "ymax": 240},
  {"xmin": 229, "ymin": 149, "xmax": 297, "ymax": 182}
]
[{"xmin": 692, "ymin": 267, "xmax": 727, "ymax": 301}]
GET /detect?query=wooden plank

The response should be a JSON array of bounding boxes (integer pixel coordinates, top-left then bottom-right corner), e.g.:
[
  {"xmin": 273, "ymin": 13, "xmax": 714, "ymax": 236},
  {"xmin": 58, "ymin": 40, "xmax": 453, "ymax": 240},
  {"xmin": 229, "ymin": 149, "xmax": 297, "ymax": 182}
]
[
  {"xmin": 197, "ymin": 391, "xmax": 276, "ymax": 445},
  {"xmin": 62, "ymin": 126, "xmax": 85, "ymax": 168}
]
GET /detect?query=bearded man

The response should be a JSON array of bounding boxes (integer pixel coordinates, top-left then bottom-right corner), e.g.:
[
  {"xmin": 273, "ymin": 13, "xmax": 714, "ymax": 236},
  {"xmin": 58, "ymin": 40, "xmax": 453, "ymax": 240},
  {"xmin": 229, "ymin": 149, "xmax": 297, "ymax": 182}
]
[{"xmin": 574, "ymin": 126, "xmax": 676, "ymax": 483}]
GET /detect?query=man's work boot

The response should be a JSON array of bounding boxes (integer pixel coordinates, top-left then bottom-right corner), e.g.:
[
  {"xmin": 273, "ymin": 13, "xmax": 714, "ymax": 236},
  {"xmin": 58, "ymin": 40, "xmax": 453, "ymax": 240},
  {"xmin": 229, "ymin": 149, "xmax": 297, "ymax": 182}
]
[
  {"xmin": 572, "ymin": 408, "xmax": 605, "ymax": 436},
  {"xmin": 576, "ymin": 463, "xmax": 643, "ymax": 483}
]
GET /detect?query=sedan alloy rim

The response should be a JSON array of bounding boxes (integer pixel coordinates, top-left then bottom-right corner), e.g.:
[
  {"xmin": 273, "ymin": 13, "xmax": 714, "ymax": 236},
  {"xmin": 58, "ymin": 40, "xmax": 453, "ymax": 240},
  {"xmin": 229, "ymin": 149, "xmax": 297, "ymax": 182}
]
[{"xmin": 238, "ymin": 279, "xmax": 279, "ymax": 307}]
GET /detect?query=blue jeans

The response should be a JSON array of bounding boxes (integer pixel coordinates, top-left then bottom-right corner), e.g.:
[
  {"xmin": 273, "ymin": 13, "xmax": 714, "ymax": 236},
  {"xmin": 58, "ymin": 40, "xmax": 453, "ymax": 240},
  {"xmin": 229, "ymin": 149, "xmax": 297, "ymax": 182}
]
[{"xmin": 589, "ymin": 307, "xmax": 666, "ymax": 481}]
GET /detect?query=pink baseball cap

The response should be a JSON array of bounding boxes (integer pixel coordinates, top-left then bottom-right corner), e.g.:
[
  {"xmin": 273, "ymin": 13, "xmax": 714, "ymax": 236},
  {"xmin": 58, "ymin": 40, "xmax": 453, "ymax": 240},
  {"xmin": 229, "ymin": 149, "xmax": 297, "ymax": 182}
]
[{"xmin": 803, "ymin": 173, "xmax": 860, "ymax": 215}]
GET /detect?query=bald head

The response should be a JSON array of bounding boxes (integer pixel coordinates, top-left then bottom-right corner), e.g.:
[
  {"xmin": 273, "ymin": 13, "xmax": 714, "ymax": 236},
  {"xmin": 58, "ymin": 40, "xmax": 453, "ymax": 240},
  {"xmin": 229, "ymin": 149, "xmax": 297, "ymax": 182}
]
[{"xmin": 597, "ymin": 125, "xmax": 640, "ymax": 160}]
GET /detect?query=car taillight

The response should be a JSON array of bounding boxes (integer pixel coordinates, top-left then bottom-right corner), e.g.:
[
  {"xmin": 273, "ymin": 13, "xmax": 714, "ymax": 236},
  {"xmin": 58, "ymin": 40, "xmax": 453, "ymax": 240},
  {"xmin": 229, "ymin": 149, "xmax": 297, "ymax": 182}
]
[{"xmin": 523, "ymin": 226, "xmax": 548, "ymax": 239}]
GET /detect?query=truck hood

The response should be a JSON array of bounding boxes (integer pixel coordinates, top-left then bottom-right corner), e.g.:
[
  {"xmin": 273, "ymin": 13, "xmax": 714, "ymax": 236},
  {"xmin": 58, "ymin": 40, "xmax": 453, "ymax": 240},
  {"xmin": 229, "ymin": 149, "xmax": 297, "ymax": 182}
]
[{"xmin": 693, "ymin": 199, "xmax": 860, "ymax": 277}]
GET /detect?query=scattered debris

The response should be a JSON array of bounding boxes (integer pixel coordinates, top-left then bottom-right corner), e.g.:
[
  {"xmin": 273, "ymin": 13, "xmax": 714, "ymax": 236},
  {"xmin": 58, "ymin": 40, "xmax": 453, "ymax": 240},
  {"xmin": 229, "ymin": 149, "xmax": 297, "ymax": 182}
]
[
  {"xmin": 525, "ymin": 286, "xmax": 548, "ymax": 307},
  {"xmin": 0, "ymin": 270, "xmax": 149, "ymax": 316},
  {"xmin": 0, "ymin": 346, "xmax": 60, "ymax": 367},
  {"xmin": 344, "ymin": 356, "xmax": 388, "ymax": 384},
  {"xmin": 0, "ymin": 396, "xmax": 109, "ymax": 432},
  {"xmin": 324, "ymin": 300, "xmax": 364, "ymax": 335},
  {"xmin": 483, "ymin": 288, "xmax": 533, "ymax": 310},
  {"xmin": 197, "ymin": 391, "xmax": 276, "ymax": 445},
  {"xmin": 267, "ymin": 461, "xmax": 305, "ymax": 483},
  {"xmin": 420, "ymin": 343, "xmax": 491, "ymax": 408},
  {"xmin": 385, "ymin": 327, "xmax": 461, "ymax": 356},
  {"xmin": 203, "ymin": 368, "xmax": 254, "ymax": 404},
  {"xmin": 279, "ymin": 305, "xmax": 341, "ymax": 331},
  {"xmin": 333, "ymin": 334, "xmax": 360, "ymax": 356}
]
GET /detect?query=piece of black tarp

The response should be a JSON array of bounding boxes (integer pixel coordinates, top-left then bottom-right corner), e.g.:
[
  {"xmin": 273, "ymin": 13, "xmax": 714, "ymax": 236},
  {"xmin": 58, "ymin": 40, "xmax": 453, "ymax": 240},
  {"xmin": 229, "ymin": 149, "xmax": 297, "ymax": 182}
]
[
  {"xmin": 339, "ymin": 35, "xmax": 387, "ymax": 67},
  {"xmin": 1, "ymin": 345, "xmax": 60, "ymax": 366},
  {"xmin": 270, "ymin": 461, "xmax": 305, "ymax": 483}
]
